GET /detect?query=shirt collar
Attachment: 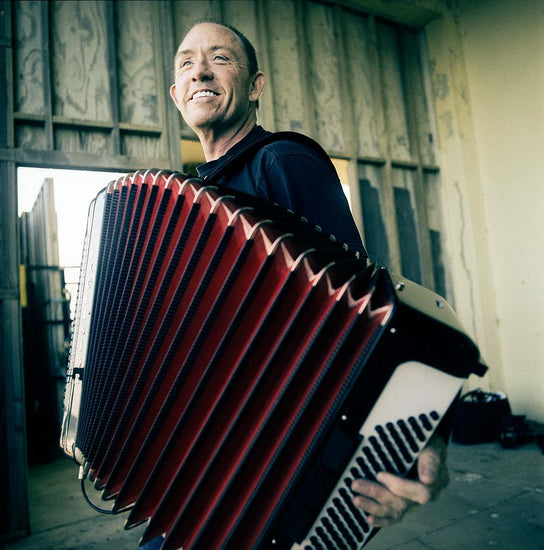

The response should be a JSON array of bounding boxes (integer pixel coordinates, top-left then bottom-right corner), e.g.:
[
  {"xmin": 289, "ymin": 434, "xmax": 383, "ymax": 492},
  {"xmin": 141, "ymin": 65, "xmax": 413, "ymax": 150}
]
[{"xmin": 197, "ymin": 125, "xmax": 270, "ymax": 180}]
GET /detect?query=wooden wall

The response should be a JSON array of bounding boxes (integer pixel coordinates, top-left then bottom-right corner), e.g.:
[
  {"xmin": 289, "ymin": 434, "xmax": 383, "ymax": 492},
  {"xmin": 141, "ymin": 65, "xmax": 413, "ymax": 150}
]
[
  {"xmin": 1, "ymin": 0, "xmax": 182, "ymax": 540},
  {"xmin": 0, "ymin": 0, "xmax": 446, "ymax": 541},
  {"xmin": 20, "ymin": 179, "xmax": 69, "ymax": 465},
  {"xmin": 170, "ymin": 0, "xmax": 443, "ymax": 293},
  {"xmin": 10, "ymin": 0, "xmax": 181, "ymax": 171}
]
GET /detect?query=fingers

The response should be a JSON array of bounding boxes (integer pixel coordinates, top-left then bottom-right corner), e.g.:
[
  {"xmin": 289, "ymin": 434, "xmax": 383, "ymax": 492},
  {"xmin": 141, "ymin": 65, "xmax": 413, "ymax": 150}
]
[
  {"xmin": 418, "ymin": 434, "xmax": 448, "ymax": 486},
  {"xmin": 351, "ymin": 478, "xmax": 413, "ymax": 527},
  {"xmin": 350, "ymin": 435, "xmax": 450, "ymax": 527},
  {"xmin": 373, "ymin": 471, "xmax": 434, "ymax": 505}
]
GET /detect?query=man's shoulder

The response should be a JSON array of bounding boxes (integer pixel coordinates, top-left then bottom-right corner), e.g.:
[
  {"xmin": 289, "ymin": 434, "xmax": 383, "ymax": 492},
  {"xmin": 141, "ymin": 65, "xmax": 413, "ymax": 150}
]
[
  {"xmin": 253, "ymin": 130, "xmax": 334, "ymax": 168},
  {"xmin": 229, "ymin": 126, "xmax": 332, "ymax": 165},
  {"xmin": 257, "ymin": 130, "xmax": 324, "ymax": 152},
  {"xmin": 199, "ymin": 126, "xmax": 334, "ymax": 182}
]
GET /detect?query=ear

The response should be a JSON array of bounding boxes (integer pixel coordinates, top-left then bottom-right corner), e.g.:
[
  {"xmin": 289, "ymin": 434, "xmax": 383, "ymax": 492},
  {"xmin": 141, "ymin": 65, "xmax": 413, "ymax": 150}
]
[
  {"xmin": 249, "ymin": 71, "xmax": 265, "ymax": 102},
  {"xmin": 170, "ymin": 83, "xmax": 181, "ymax": 110}
]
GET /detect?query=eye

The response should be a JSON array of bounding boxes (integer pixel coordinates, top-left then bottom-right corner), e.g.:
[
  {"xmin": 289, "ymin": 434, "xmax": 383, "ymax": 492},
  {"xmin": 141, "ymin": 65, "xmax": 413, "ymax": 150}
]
[{"xmin": 213, "ymin": 54, "xmax": 228, "ymax": 63}]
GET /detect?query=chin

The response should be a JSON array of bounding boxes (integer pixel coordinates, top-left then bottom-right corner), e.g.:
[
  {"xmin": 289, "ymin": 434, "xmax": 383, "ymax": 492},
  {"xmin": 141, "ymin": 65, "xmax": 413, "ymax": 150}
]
[{"xmin": 186, "ymin": 111, "xmax": 220, "ymax": 130}]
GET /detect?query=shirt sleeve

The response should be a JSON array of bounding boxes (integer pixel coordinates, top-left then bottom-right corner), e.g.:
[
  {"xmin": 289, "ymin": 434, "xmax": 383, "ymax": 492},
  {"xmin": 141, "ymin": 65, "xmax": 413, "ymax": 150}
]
[{"xmin": 254, "ymin": 144, "xmax": 366, "ymax": 255}]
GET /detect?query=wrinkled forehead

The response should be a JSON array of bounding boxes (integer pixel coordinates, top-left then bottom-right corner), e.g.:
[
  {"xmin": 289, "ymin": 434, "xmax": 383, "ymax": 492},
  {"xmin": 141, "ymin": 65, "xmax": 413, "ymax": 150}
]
[{"xmin": 176, "ymin": 22, "xmax": 245, "ymax": 59}]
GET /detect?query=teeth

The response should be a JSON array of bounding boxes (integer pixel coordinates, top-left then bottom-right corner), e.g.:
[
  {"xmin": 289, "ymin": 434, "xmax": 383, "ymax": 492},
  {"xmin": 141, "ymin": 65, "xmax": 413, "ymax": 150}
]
[{"xmin": 193, "ymin": 91, "xmax": 217, "ymax": 99}]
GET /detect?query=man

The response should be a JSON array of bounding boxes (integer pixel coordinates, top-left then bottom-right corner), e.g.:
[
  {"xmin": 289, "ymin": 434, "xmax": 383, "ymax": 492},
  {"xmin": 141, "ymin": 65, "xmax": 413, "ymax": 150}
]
[
  {"xmin": 170, "ymin": 21, "xmax": 364, "ymax": 255},
  {"xmin": 169, "ymin": 19, "xmax": 449, "ymax": 533}
]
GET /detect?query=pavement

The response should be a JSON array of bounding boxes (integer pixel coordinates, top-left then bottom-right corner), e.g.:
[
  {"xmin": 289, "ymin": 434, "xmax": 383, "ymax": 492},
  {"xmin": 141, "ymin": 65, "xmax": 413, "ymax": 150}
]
[{"xmin": 2, "ymin": 435, "xmax": 543, "ymax": 550}]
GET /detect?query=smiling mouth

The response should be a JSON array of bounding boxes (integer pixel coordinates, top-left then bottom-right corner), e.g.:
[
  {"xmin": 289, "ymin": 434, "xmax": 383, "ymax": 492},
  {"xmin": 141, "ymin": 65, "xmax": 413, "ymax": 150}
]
[{"xmin": 192, "ymin": 90, "xmax": 219, "ymax": 100}]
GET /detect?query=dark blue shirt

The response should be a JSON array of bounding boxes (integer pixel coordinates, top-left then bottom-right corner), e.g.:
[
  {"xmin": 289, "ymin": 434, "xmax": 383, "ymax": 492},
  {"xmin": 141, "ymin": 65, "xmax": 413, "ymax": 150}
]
[{"xmin": 197, "ymin": 126, "xmax": 366, "ymax": 255}]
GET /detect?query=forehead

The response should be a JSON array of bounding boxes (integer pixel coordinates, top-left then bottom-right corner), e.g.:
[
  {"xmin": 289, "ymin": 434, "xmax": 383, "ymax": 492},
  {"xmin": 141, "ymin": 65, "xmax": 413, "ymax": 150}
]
[{"xmin": 177, "ymin": 23, "xmax": 245, "ymax": 56}]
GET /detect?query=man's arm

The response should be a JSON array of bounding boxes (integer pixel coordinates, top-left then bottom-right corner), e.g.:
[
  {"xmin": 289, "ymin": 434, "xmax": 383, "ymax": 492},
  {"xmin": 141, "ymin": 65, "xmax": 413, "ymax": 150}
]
[
  {"xmin": 255, "ymin": 144, "xmax": 366, "ymax": 255},
  {"xmin": 255, "ymin": 141, "xmax": 450, "ymax": 525}
]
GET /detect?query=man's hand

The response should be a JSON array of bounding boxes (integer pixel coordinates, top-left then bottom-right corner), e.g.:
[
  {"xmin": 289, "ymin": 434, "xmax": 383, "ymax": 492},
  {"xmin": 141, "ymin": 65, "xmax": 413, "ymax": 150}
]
[{"xmin": 351, "ymin": 434, "xmax": 449, "ymax": 527}]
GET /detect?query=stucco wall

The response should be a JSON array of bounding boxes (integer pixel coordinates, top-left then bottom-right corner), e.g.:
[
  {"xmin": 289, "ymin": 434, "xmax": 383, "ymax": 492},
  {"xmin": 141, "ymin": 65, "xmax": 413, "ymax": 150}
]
[{"xmin": 457, "ymin": 0, "xmax": 544, "ymax": 421}]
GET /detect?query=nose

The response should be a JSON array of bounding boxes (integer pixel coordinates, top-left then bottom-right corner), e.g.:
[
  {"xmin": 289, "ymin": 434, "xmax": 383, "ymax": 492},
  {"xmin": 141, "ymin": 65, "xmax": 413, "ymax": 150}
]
[{"xmin": 191, "ymin": 56, "xmax": 213, "ymax": 81}]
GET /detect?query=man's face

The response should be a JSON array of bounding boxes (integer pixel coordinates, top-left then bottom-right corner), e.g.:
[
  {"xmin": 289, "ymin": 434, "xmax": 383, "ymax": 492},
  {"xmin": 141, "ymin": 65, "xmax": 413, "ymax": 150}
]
[{"xmin": 170, "ymin": 23, "xmax": 260, "ymax": 135}]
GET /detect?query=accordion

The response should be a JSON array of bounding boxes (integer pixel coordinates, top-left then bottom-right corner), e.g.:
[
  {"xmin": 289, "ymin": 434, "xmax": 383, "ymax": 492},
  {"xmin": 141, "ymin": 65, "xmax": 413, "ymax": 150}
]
[{"xmin": 61, "ymin": 170, "xmax": 486, "ymax": 550}]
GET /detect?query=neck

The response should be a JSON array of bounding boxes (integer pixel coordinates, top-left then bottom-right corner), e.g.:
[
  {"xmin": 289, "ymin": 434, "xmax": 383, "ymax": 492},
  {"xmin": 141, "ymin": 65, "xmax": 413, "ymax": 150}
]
[{"xmin": 197, "ymin": 114, "xmax": 257, "ymax": 162}]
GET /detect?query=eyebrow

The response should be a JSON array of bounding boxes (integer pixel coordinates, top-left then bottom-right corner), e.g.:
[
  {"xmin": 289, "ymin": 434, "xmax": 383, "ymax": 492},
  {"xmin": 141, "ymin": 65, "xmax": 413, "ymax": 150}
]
[{"xmin": 175, "ymin": 44, "xmax": 237, "ymax": 62}]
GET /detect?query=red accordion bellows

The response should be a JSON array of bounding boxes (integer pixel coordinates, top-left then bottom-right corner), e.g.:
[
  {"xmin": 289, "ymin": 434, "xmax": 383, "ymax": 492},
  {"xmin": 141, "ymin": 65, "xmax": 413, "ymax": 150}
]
[{"xmin": 61, "ymin": 170, "xmax": 485, "ymax": 550}]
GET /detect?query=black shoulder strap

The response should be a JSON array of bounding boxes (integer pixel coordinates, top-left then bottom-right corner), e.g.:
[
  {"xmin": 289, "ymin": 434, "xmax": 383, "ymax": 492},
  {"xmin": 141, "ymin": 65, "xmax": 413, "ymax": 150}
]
[{"xmin": 203, "ymin": 131, "xmax": 336, "ymax": 183}]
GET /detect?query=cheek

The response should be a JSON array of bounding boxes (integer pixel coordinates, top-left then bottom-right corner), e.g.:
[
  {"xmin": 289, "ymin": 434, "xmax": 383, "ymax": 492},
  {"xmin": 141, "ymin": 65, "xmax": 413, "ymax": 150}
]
[{"xmin": 173, "ymin": 77, "xmax": 188, "ymax": 103}]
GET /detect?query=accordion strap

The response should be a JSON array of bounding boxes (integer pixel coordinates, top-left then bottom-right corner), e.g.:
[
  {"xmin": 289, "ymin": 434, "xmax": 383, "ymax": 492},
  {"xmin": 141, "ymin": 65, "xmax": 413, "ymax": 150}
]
[{"xmin": 202, "ymin": 131, "xmax": 337, "ymax": 183}]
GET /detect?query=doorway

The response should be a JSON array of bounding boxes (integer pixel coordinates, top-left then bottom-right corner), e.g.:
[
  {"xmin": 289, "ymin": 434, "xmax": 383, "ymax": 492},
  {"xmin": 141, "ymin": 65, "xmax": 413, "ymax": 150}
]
[{"xmin": 17, "ymin": 167, "xmax": 126, "ymax": 464}]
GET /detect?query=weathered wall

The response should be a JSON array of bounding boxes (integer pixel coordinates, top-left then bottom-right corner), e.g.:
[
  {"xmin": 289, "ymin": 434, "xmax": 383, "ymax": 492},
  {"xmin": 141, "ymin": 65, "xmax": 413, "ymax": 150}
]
[
  {"xmin": 426, "ymin": 0, "xmax": 544, "ymax": 422},
  {"xmin": 425, "ymin": 3, "xmax": 499, "ymax": 385},
  {"xmin": 171, "ymin": 0, "xmax": 447, "ymax": 295},
  {"xmin": 458, "ymin": 0, "xmax": 544, "ymax": 422},
  {"xmin": 10, "ymin": 0, "xmax": 181, "ymax": 170}
]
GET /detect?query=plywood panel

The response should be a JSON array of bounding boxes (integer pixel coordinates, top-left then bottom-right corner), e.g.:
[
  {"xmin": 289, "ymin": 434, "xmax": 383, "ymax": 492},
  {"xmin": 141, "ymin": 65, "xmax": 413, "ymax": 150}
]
[
  {"xmin": 0, "ymin": 296, "xmax": 29, "ymax": 538},
  {"xmin": 265, "ymin": 0, "xmax": 306, "ymax": 133},
  {"xmin": 305, "ymin": 2, "xmax": 345, "ymax": 152},
  {"xmin": 51, "ymin": 0, "xmax": 112, "ymax": 122},
  {"xmin": 54, "ymin": 128, "xmax": 111, "ymax": 154},
  {"xmin": 16, "ymin": 123, "xmax": 47, "ymax": 149},
  {"xmin": 122, "ymin": 134, "xmax": 162, "ymax": 158},
  {"xmin": 392, "ymin": 167, "xmax": 435, "ymax": 287},
  {"xmin": 359, "ymin": 176, "xmax": 391, "ymax": 267},
  {"xmin": 14, "ymin": 0, "xmax": 44, "ymax": 115},
  {"xmin": 343, "ymin": 11, "xmax": 383, "ymax": 158},
  {"xmin": 116, "ymin": 1, "xmax": 160, "ymax": 127},
  {"xmin": 424, "ymin": 171, "xmax": 446, "ymax": 296},
  {"xmin": 22, "ymin": 178, "xmax": 67, "ymax": 462},
  {"xmin": 394, "ymin": 184, "xmax": 422, "ymax": 283},
  {"xmin": 222, "ymin": 0, "xmax": 259, "ymax": 45},
  {"xmin": 0, "ymin": 162, "xmax": 19, "ymax": 294},
  {"xmin": 171, "ymin": 0, "xmax": 222, "ymax": 52},
  {"xmin": 401, "ymin": 29, "xmax": 436, "ymax": 165},
  {"xmin": 358, "ymin": 161, "xmax": 401, "ymax": 271},
  {"xmin": 393, "ymin": 165, "xmax": 434, "ymax": 285},
  {"xmin": 377, "ymin": 21, "xmax": 412, "ymax": 162}
]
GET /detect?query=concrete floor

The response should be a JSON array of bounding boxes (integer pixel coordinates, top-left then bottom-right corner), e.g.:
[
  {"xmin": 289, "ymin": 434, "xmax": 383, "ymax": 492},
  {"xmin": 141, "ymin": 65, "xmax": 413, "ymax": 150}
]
[{"xmin": 2, "ymin": 438, "xmax": 543, "ymax": 550}]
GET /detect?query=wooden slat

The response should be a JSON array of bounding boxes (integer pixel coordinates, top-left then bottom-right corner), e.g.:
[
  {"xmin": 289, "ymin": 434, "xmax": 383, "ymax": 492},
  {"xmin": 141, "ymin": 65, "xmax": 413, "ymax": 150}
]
[
  {"xmin": 121, "ymin": 134, "xmax": 163, "ymax": 159},
  {"xmin": 0, "ymin": 159, "xmax": 29, "ymax": 540},
  {"xmin": 1, "ymin": 0, "xmax": 13, "ymax": 149},
  {"xmin": 116, "ymin": 0, "xmax": 161, "ymax": 128},
  {"xmin": 51, "ymin": 1, "xmax": 112, "ymax": 122},
  {"xmin": 294, "ymin": 0, "xmax": 319, "ymax": 138},
  {"xmin": 25, "ymin": 178, "xmax": 66, "ymax": 393},
  {"xmin": 366, "ymin": 16, "xmax": 402, "ymax": 271},
  {"xmin": 397, "ymin": 28, "xmax": 435, "ymax": 288},
  {"xmin": 305, "ymin": 1, "xmax": 345, "ymax": 152},
  {"xmin": 253, "ymin": 0, "xmax": 277, "ymax": 132},
  {"xmin": 157, "ymin": 0, "xmax": 184, "ymax": 172},
  {"xmin": 391, "ymin": 168, "xmax": 423, "ymax": 283},
  {"xmin": 400, "ymin": 29, "xmax": 436, "ymax": 165},
  {"xmin": 40, "ymin": 1, "xmax": 54, "ymax": 149},
  {"xmin": 358, "ymin": 162, "xmax": 400, "ymax": 271},
  {"xmin": 423, "ymin": 171, "xmax": 449, "ymax": 297},
  {"xmin": 377, "ymin": 20, "xmax": 412, "ymax": 162},
  {"xmin": 0, "ymin": 146, "xmax": 173, "ymax": 171},
  {"xmin": 333, "ymin": 5, "xmax": 362, "ymax": 232},
  {"xmin": 106, "ymin": 0, "xmax": 121, "ymax": 155},
  {"xmin": 342, "ymin": 10, "xmax": 383, "ymax": 158},
  {"xmin": 53, "ymin": 127, "xmax": 111, "ymax": 155},
  {"xmin": 13, "ymin": 0, "xmax": 43, "ymax": 115},
  {"xmin": 264, "ymin": 0, "xmax": 307, "ymax": 133}
]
